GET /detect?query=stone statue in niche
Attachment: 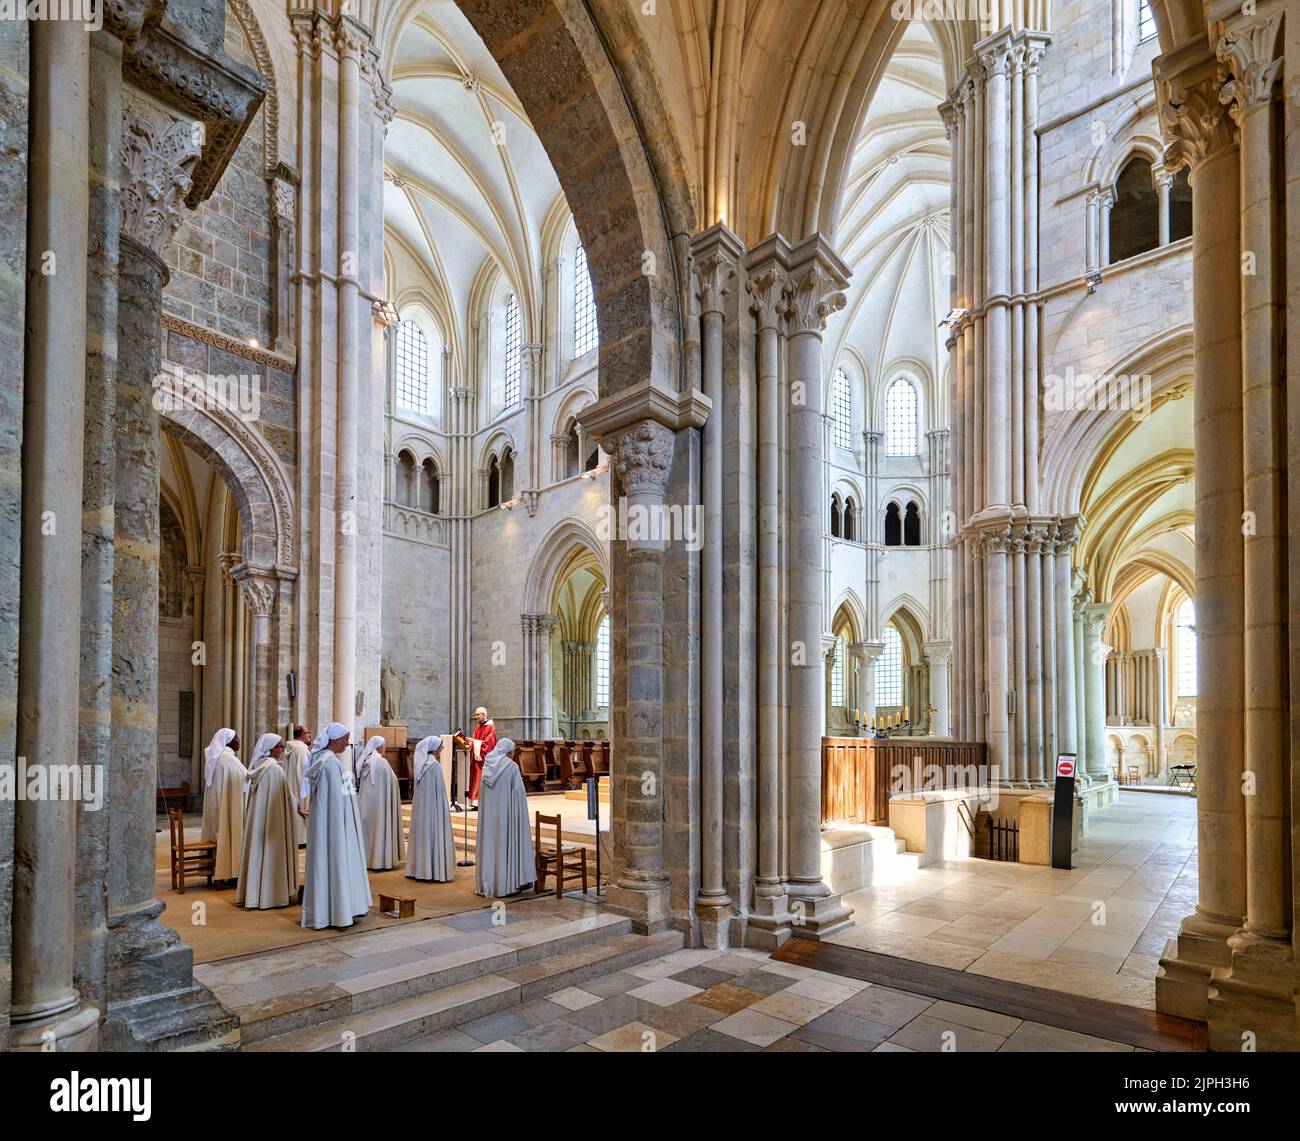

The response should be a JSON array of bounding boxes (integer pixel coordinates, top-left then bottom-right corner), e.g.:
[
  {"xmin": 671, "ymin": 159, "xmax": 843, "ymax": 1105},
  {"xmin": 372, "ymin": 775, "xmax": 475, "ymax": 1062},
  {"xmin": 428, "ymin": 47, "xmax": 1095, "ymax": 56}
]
[{"xmin": 380, "ymin": 660, "xmax": 405, "ymax": 724}]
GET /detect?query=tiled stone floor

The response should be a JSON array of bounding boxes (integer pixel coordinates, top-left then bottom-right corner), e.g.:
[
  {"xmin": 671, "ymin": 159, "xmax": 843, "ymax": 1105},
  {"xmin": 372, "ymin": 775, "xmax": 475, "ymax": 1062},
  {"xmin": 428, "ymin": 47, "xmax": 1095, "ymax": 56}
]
[
  {"xmin": 829, "ymin": 791, "xmax": 1197, "ymax": 1009},
  {"xmin": 395, "ymin": 944, "xmax": 1138, "ymax": 1052}
]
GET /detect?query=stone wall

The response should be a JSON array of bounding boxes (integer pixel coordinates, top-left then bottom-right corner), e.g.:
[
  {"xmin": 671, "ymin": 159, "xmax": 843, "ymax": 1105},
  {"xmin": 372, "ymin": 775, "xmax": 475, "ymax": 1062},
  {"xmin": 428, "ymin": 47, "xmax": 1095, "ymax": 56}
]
[
  {"xmin": 380, "ymin": 529, "xmax": 452, "ymax": 740},
  {"xmin": 468, "ymin": 474, "xmax": 609, "ymax": 739},
  {"xmin": 161, "ymin": 7, "xmax": 272, "ymax": 346}
]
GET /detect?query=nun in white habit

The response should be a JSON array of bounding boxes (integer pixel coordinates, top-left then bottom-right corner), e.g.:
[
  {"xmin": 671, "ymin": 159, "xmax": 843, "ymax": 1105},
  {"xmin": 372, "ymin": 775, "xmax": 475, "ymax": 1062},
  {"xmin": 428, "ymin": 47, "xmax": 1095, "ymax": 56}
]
[
  {"xmin": 357, "ymin": 735, "xmax": 405, "ymax": 870},
  {"xmin": 301, "ymin": 722, "xmax": 372, "ymax": 930},
  {"xmin": 237, "ymin": 734, "xmax": 298, "ymax": 909},
  {"xmin": 200, "ymin": 727, "xmax": 246, "ymax": 883},
  {"xmin": 474, "ymin": 738, "xmax": 535, "ymax": 898},
  {"xmin": 405, "ymin": 735, "xmax": 454, "ymax": 883}
]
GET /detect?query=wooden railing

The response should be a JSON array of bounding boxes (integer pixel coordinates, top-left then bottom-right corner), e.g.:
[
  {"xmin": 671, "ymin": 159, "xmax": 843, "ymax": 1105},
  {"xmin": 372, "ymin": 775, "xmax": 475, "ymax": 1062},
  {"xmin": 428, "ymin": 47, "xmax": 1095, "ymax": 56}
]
[{"xmin": 821, "ymin": 736, "xmax": 990, "ymax": 826}]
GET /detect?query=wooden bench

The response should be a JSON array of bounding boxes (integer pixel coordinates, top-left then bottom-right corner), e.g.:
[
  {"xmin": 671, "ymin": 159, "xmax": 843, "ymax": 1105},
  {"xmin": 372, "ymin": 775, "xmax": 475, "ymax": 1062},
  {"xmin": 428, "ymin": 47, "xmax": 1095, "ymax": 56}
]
[{"xmin": 516, "ymin": 743, "xmax": 548, "ymax": 793}]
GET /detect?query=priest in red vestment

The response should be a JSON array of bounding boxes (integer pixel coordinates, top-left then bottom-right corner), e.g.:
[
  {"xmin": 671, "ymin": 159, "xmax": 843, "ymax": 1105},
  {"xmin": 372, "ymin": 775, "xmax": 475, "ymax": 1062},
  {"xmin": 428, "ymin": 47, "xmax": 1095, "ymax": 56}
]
[{"xmin": 459, "ymin": 707, "xmax": 496, "ymax": 810}]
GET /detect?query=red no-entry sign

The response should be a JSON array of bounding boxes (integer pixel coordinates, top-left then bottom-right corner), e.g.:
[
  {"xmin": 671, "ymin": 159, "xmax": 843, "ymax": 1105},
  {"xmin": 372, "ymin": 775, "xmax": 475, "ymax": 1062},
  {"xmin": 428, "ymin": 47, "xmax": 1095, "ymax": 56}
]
[{"xmin": 1056, "ymin": 756, "xmax": 1074, "ymax": 778}]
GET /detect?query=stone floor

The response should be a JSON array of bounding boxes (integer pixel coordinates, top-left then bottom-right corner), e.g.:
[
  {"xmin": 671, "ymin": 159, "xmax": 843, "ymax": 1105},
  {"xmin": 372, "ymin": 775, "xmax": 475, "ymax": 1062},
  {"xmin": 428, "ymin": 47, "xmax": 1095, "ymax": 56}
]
[
  {"xmin": 828, "ymin": 790, "xmax": 1197, "ymax": 1009},
  {"xmin": 394, "ymin": 943, "xmax": 1140, "ymax": 1052}
]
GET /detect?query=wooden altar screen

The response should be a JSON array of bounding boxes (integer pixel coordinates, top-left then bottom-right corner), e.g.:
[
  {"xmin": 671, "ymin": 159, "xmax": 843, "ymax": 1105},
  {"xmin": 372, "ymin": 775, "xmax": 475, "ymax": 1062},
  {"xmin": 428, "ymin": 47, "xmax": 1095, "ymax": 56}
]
[{"xmin": 821, "ymin": 737, "xmax": 990, "ymax": 826}]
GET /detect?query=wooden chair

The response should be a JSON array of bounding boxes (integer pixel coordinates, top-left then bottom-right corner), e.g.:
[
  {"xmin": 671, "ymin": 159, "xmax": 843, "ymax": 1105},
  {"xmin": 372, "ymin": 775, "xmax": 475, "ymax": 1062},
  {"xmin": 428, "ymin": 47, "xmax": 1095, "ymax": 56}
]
[
  {"xmin": 534, "ymin": 812, "xmax": 587, "ymax": 899},
  {"xmin": 168, "ymin": 807, "xmax": 216, "ymax": 894},
  {"xmin": 590, "ymin": 741, "xmax": 610, "ymax": 777},
  {"xmin": 517, "ymin": 743, "xmax": 547, "ymax": 792},
  {"xmin": 556, "ymin": 742, "xmax": 585, "ymax": 789}
]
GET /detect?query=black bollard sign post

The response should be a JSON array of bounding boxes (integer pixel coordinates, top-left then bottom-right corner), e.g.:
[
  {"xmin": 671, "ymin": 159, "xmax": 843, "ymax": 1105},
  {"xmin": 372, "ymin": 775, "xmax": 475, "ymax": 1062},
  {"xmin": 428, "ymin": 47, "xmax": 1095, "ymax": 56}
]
[{"xmin": 1051, "ymin": 753, "xmax": 1077, "ymax": 869}]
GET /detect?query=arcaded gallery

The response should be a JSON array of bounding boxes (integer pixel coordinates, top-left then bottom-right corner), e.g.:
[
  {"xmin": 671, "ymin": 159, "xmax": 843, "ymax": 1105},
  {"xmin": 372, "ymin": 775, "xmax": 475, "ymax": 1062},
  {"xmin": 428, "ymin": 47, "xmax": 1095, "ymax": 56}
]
[{"xmin": 1, "ymin": 0, "xmax": 1298, "ymax": 1097}]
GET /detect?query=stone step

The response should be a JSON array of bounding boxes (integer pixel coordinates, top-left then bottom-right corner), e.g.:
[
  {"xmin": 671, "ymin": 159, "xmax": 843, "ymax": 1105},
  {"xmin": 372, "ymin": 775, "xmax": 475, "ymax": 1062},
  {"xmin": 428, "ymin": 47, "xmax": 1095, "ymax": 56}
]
[
  {"xmin": 238, "ymin": 910, "xmax": 631, "ymax": 1047},
  {"xmin": 246, "ymin": 927, "xmax": 682, "ymax": 1052}
]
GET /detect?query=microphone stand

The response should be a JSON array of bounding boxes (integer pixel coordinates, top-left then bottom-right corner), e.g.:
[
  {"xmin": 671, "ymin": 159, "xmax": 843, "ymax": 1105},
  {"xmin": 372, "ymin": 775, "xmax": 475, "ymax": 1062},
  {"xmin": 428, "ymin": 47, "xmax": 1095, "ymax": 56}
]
[{"xmin": 455, "ymin": 740, "xmax": 475, "ymax": 868}]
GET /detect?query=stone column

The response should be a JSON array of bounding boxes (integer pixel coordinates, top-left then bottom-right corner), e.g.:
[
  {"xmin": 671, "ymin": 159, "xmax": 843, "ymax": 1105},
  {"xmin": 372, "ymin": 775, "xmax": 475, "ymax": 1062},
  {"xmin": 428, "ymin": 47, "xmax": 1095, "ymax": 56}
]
[
  {"xmin": 602, "ymin": 417, "xmax": 677, "ymax": 933},
  {"xmin": 233, "ymin": 566, "xmax": 278, "ymax": 737},
  {"xmin": 1155, "ymin": 41, "xmax": 1249, "ymax": 1024},
  {"xmin": 784, "ymin": 235, "xmax": 852, "ymax": 940},
  {"xmin": 103, "ymin": 92, "xmax": 235, "ymax": 1049},
  {"xmin": 1082, "ymin": 602, "xmax": 1111, "ymax": 780},
  {"xmin": 1073, "ymin": 584, "xmax": 1089, "ymax": 770},
  {"xmin": 1098, "ymin": 187, "xmax": 1114, "ymax": 266},
  {"xmin": 1053, "ymin": 521, "xmax": 1079, "ymax": 757},
  {"xmin": 332, "ymin": 18, "xmax": 365, "ymax": 732},
  {"xmin": 1153, "ymin": 163, "xmax": 1174, "ymax": 246},
  {"xmin": 186, "ymin": 566, "xmax": 206, "ymax": 789},
  {"xmin": 745, "ymin": 246, "xmax": 791, "ymax": 947},
  {"xmin": 1206, "ymin": 11, "xmax": 1295, "ymax": 1048},
  {"xmin": 11, "ymin": 15, "xmax": 98, "ymax": 1051},
  {"xmin": 691, "ymin": 227, "xmax": 739, "ymax": 946},
  {"xmin": 536, "ymin": 614, "xmax": 557, "ymax": 737},
  {"xmin": 923, "ymin": 642, "xmax": 952, "ymax": 737}
]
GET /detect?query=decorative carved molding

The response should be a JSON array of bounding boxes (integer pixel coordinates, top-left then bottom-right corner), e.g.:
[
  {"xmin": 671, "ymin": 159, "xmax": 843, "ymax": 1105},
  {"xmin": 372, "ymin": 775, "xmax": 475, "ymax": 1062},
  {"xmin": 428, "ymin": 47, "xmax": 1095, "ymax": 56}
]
[
  {"xmin": 121, "ymin": 96, "xmax": 202, "ymax": 255},
  {"xmin": 384, "ymin": 503, "xmax": 450, "ymax": 548},
  {"xmin": 161, "ymin": 313, "xmax": 296, "ymax": 371},
  {"xmin": 746, "ymin": 267, "xmax": 789, "ymax": 332},
  {"xmin": 228, "ymin": 0, "xmax": 280, "ymax": 174},
  {"xmin": 122, "ymin": 19, "xmax": 265, "ymax": 207},
  {"xmin": 1217, "ymin": 14, "xmax": 1284, "ymax": 123},
  {"xmin": 610, "ymin": 419, "xmax": 675, "ymax": 501}
]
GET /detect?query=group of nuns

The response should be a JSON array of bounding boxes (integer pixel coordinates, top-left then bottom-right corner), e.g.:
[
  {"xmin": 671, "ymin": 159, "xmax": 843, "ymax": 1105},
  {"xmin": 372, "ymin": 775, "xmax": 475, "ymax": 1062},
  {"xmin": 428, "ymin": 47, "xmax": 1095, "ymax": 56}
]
[{"xmin": 198, "ymin": 726, "xmax": 535, "ymax": 930}]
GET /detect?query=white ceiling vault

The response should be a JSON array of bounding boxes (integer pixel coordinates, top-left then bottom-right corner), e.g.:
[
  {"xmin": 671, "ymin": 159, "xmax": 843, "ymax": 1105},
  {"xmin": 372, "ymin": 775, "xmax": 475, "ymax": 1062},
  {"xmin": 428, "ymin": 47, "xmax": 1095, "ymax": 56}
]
[
  {"xmin": 382, "ymin": 0, "xmax": 567, "ymax": 357},
  {"xmin": 825, "ymin": 20, "xmax": 952, "ymax": 422}
]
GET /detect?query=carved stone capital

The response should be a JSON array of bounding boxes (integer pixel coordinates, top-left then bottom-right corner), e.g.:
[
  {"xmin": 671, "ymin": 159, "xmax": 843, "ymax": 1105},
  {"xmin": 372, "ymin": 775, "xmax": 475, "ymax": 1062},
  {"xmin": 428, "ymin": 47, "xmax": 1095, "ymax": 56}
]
[
  {"xmin": 785, "ymin": 264, "xmax": 846, "ymax": 337},
  {"xmin": 1217, "ymin": 14, "xmax": 1284, "ymax": 124},
  {"xmin": 746, "ymin": 267, "xmax": 789, "ymax": 332},
  {"xmin": 232, "ymin": 566, "xmax": 277, "ymax": 617},
  {"xmin": 610, "ymin": 419, "xmax": 675, "ymax": 502},
  {"xmin": 692, "ymin": 251, "xmax": 736, "ymax": 317},
  {"xmin": 1157, "ymin": 68, "xmax": 1236, "ymax": 176},
  {"xmin": 335, "ymin": 17, "xmax": 368, "ymax": 63},
  {"xmin": 121, "ymin": 17, "xmax": 265, "ymax": 208},
  {"xmin": 121, "ymin": 95, "xmax": 203, "ymax": 256}
]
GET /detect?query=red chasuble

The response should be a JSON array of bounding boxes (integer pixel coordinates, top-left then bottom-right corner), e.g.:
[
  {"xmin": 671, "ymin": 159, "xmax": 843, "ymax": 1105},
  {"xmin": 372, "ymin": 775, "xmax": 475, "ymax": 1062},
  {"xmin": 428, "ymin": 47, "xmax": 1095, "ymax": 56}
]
[{"xmin": 468, "ymin": 720, "xmax": 497, "ymax": 800}]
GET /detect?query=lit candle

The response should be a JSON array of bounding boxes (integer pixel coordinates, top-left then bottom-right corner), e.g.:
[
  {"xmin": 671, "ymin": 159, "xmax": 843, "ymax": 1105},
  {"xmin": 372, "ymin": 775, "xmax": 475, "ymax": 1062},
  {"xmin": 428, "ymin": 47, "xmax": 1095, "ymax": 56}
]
[{"xmin": 903, "ymin": 704, "xmax": 909, "ymax": 722}]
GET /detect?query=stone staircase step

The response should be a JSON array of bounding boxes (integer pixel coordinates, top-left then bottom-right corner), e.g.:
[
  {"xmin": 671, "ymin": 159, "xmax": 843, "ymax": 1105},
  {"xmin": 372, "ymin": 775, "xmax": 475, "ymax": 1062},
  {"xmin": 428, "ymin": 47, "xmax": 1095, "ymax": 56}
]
[
  {"xmin": 237, "ymin": 911, "xmax": 630, "ymax": 1046},
  {"xmin": 244, "ymin": 921, "xmax": 679, "ymax": 1052},
  {"xmin": 245, "ymin": 974, "xmax": 521, "ymax": 1052},
  {"xmin": 500, "ymin": 929, "xmax": 684, "ymax": 1001}
]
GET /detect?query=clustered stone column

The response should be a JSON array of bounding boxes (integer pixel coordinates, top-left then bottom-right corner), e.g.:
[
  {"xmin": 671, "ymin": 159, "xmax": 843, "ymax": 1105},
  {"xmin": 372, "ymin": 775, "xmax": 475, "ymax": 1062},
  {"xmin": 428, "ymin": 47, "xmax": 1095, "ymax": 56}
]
[
  {"xmin": 691, "ymin": 227, "xmax": 740, "ymax": 947},
  {"xmin": 783, "ymin": 237, "xmax": 854, "ymax": 939},
  {"xmin": 1154, "ymin": 4, "xmax": 1298, "ymax": 1049},
  {"xmin": 943, "ymin": 29, "xmax": 1084, "ymax": 786}
]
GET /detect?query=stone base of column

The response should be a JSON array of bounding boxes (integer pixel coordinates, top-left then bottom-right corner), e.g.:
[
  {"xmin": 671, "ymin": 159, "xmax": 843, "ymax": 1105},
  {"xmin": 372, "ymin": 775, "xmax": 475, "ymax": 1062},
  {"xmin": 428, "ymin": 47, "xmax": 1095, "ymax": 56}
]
[
  {"xmin": 606, "ymin": 880, "xmax": 672, "ymax": 936},
  {"xmin": 1155, "ymin": 912, "xmax": 1239, "ymax": 1021},
  {"xmin": 695, "ymin": 896, "xmax": 731, "ymax": 950},
  {"xmin": 101, "ymin": 899, "xmax": 239, "ymax": 1050},
  {"xmin": 745, "ymin": 889, "xmax": 794, "ymax": 950},
  {"xmin": 787, "ymin": 883, "xmax": 854, "ymax": 941},
  {"xmin": 9, "ymin": 1001, "xmax": 100, "ymax": 1052},
  {"xmin": 1206, "ymin": 932, "xmax": 1300, "ymax": 1052}
]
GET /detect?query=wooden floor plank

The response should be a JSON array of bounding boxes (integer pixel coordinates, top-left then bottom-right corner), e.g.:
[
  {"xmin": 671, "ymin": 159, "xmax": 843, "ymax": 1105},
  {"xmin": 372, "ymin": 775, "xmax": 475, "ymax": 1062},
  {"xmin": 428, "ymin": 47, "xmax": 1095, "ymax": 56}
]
[{"xmin": 775, "ymin": 940, "xmax": 1206, "ymax": 1051}]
